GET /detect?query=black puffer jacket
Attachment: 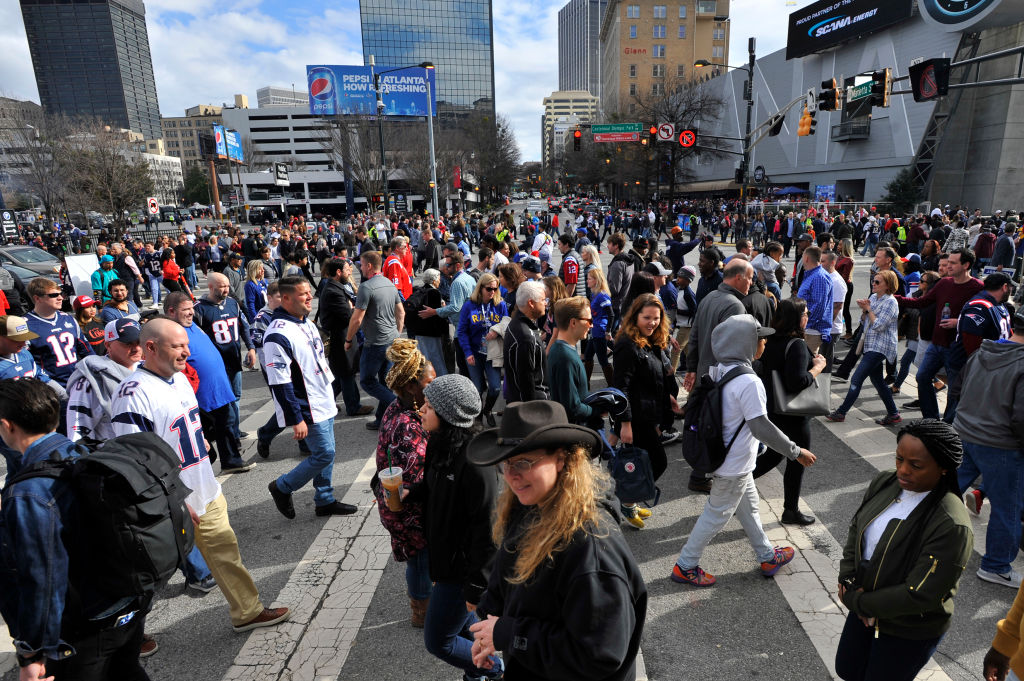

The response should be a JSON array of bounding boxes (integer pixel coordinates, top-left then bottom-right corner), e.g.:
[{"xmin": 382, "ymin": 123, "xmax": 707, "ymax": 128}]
[{"xmin": 612, "ymin": 336, "xmax": 670, "ymax": 425}]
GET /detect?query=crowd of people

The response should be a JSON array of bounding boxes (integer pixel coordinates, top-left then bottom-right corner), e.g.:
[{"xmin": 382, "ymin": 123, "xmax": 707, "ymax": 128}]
[{"xmin": 2, "ymin": 198, "xmax": 1024, "ymax": 681}]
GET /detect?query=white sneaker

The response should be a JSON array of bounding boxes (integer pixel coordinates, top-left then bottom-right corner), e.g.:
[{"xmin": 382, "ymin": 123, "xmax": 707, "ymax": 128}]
[{"xmin": 977, "ymin": 567, "xmax": 1024, "ymax": 589}]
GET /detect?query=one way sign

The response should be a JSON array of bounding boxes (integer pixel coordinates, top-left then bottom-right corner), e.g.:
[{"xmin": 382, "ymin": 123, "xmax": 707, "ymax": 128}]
[{"xmin": 657, "ymin": 123, "xmax": 675, "ymax": 141}]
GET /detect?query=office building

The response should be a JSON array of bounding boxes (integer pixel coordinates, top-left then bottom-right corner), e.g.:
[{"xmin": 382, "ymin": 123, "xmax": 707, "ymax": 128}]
[
  {"xmin": 559, "ymin": 0, "xmax": 608, "ymax": 98},
  {"xmin": 599, "ymin": 0, "xmax": 731, "ymax": 115},
  {"xmin": 359, "ymin": 0, "xmax": 496, "ymax": 122},
  {"xmin": 541, "ymin": 90, "xmax": 599, "ymax": 169},
  {"xmin": 257, "ymin": 86, "xmax": 309, "ymax": 109},
  {"xmin": 161, "ymin": 106, "xmax": 225, "ymax": 170},
  {"xmin": 19, "ymin": 0, "xmax": 162, "ymax": 141}
]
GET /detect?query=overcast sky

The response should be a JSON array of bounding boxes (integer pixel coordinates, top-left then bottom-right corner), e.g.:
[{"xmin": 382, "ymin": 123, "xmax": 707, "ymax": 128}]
[{"xmin": 0, "ymin": 0, "xmax": 815, "ymax": 162}]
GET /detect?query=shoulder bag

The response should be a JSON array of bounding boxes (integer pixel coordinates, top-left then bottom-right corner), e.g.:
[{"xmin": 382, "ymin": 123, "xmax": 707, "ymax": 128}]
[{"xmin": 772, "ymin": 338, "xmax": 830, "ymax": 416}]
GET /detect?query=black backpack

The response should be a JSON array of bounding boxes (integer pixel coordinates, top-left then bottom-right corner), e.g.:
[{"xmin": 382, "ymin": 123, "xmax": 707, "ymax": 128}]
[
  {"xmin": 608, "ymin": 444, "xmax": 660, "ymax": 506},
  {"xmin": 402, "ymin": 286, "xmax": 431, "ymax": 336},
  {"xmin": 8, "ymin": 432, "xmax": 195, "ymax": 600},
  {"xmin": 682, "ymin": 366, "xmax": 755, "ymax": 476}
]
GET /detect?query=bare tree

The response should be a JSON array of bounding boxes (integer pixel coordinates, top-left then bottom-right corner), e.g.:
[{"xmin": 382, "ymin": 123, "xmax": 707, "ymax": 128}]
[
  {"xmin": 0, "ymin": 110, "xmax": 74, "ymax": 224},
  {"xmin": 315, "ymin": 116, "xmax": 391, "ymax": 210},
  {"xmin": 461, "ymin": 113, "xmax": 521, "ymax": 203}
]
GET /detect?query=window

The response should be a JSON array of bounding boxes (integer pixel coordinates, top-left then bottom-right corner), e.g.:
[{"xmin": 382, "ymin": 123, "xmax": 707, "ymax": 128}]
[
  {"xmin": 697, "ymin": 0, "xmax": 717, "ymax": 13},
  {"xmin": 678, "ymin": 25, "xmax": 687, "ymax": 38},
  {"xmin": 677, "ymin": 64, "xmax": 686, "ymax": 77},
  {"xmin": 679, "ymin": 5, "xmax": 687, "ymax": 17},
  {"xmin": 653, "ymin": 64, "xmax": 665, "ymax": 77},
  {"xmin": 653, "ymin": 44, "xmax": 665, "ymax": 58},
  {"xmin": 712, "ymin": 45, "xmax": 724, "ymax": 58},
  {"xmin": 653, "ymin": 5, "xmax": 667, "ymax": 18},
  {"xmin": 626, "ymin": 4, "xmax": 639, "ymax": 17},
  {"xmin": 629, "ymin": 84, "xmax": 637, "ymax": 96},
  {"xmin": 629, "ymin": 24, "xmax": 637, "ymax": 38},
  {"xmin": 629, "ymin": 64, "xmax": 637, "ymax": 77},
  {"xmin": 713, "ymin": 28, "xmax": 726, "ymax": 40},
  {"xmin": 628, "ymin": 103, "xmax": 637, "ymax": 114},
  {"xmin": 652, "ymin": 24, "xmax": 666, "ymax": 38},
  {"xmin": 652, "ymin": 83, "xmax": 664, "ymax": 95}
]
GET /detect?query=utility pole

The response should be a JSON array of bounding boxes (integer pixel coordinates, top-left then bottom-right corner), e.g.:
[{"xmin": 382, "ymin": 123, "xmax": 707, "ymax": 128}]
[{"xmin": 741, "ymin": 37, "xmax": 756, "ymax": 218}]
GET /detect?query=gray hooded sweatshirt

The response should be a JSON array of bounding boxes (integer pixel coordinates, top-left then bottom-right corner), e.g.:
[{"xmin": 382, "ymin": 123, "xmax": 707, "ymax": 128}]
[
  {"xmin": 710, "ymin": 314, "xmax": 800, "ymax": 472},
  {"xmin": 66, "ymin": 354, "xmax": 135, "ymax": 445},
  {"xmin": 954, "ymin": 338, "xmax": 1024, "ymax": 450}
]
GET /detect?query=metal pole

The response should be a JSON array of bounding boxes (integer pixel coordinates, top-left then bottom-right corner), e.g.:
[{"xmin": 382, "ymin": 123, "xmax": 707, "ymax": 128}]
[
  {"xmin": 425, "ymin": 68, "xmax": 439, "ymax": 218},
  {"xmin": 741, "ymin": 37, "xmax": 755, "ymax": 218},
  {"xmin": 373, "ymin": 72, "xmax": 390, "ymax": 216}
]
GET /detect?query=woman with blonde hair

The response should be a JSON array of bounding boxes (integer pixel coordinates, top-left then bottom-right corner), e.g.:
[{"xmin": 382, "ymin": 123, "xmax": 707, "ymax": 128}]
[
  {"xmin": 456, "ymin": 273, "xmax": 508, "ymax": 426},
  {"xmin": 244, "ymin": 259, "xmax": 267, "ymax": 323},
  {"xmin": 542, "ymin": 276, "xmax": 567, "ymax": 349},
  {"xmin": 371, "ymin": 338, "xmax": 436, "ymax": 627},
  {"xmin": 580, "ymin": 244, "xmax": 601, "ymax": 297},
  {"xmin": 466, "ymin": 400, "xmax": 647, "ymax": 681},
  {"xmin": 613, "ymin": 293, "xmax": 672, "ymax": 528},
  {"xmin": 583, "ymin": 267, "xmax": 614, "ymax": 384}
]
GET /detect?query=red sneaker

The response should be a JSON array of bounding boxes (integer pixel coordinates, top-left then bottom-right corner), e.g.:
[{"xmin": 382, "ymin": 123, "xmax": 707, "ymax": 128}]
[{"xmin": 760, "ymin": 546, "xmax": 795, "ymax": 577}]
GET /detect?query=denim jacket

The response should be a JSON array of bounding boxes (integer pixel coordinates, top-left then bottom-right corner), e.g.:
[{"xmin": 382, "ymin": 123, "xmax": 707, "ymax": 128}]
[{"xmin": 0, "ymin": 433, "xmax": 84, "ymax": 662}]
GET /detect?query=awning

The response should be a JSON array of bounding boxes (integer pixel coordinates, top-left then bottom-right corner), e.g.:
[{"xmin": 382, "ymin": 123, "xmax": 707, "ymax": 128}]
[{"xmin": 676, "ymin": 179, "xmax": 740, "ymax": 193}]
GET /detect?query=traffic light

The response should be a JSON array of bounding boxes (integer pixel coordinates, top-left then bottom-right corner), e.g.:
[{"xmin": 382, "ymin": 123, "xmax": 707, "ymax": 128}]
[
  {"xmin": 797, "ymin": 107, "xmax": 816, "ymax": 136},
  {"xmin": 871, "ymin": 68, "xmax": 892, "ymax": 108},
  {"xmin": 817, "ymin": 78, "xmax": 841, "ymax": 111},
  {"xmin": 573, "ymin": 128, "xmax": 582, "ymax": 151},
  {"xmin": 734, "ymin": 167, "xmax": 745, "ymax": 184},
  {"xmin": 909, "ymin": 59, "xmax": 951, "ymax": 103},
  {"xmin": 649, "ymin": 125, "xmax": 658, "ymax": 143},
  {"xmin": 767, "ymin": 114, "xmax": 785, "ymax": 137}
]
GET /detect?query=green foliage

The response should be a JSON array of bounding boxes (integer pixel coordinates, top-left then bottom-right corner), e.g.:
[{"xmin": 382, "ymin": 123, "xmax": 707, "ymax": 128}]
[
  {"xmin": 881, "ymin": 167, "xmax": 923, "ymax": 215},
  {"xmin": 183, "ymin": 166, "xmax": 210, "ymax": 205}
]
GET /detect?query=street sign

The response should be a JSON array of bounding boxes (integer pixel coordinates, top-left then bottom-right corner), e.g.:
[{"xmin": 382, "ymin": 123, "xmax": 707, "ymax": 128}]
[
  {"xmin": 274, "ymin": 162, "xmax": 290, "ymax": 187},
  {"xmin": 805, "ymin": 88, "xmax": 817, "ymax": 114},
  {"xmin": 395, "ymin": 194, "xmax": 408, "ymax": 211},
  {"xmin": 678, "ymin": 129, "xmax": 696, "ymax": 148},
  {"xmin": 848, "ymin": 82, "xmax": 873, "ymax": 102},
  {"xmin": 753, "ymin": 165, "xmax": 766, "ymax": 183},
  {"xmin": 146, "ymin": 197, "xmax": 159, "ymax": 215},
  {"xmin": 594, "ymin": 132, "xmax": 640, "ymax": 142},
  {"xmin": 592, "ymin": 123, "xmax": 643, "ymax": 134},
  {"xmin": 657, "ymin": 123, "xmax": 675, "ymax": 141},
  {"xmin": 1, "ymin": 210, "xmax": 15, "ymax": 237}
]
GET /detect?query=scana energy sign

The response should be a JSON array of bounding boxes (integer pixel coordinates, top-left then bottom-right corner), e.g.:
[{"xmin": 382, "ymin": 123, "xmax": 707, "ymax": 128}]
[{"xmin": 786, "ymin": 0, "xmax": 914, "ymax": 60}]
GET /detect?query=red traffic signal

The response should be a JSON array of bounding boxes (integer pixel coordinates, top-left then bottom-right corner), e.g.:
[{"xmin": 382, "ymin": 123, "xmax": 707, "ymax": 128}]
[
  {"xmin": 573, "ymin": 129, "xmax": 582, "ymax": 139},
  {"xmin": 573, "ymin": 128, "xmax": 582, "ymax": 151}
]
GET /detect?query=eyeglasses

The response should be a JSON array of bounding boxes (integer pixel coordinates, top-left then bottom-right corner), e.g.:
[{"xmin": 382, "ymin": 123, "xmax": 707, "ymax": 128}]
[
  {"xmin": 872, "ymin": 279, "xmax": 883, "ymax": 284},
  {"xmin": 42, "ymin": 292, "xmax": 62, "ymax": 299},
  {"xmin": 484, "ymin": 286, "xmax": 499, "ymax": 292},
  {"xmin": 498, "ymin": 458, "xmax": 542, "ymax": 474},
  {"xmin": 576, "ymin": 317, "xmax": 593, "ymax": 325}
]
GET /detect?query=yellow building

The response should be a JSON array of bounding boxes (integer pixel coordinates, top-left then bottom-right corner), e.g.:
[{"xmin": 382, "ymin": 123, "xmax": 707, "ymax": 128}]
[
  {"xmin": 599, "ymin": 0, "xmax": 731, "ymax": 116},
  {"xmin": 542, "ymin": 90, "xmax": 600, "ymax": 169}
]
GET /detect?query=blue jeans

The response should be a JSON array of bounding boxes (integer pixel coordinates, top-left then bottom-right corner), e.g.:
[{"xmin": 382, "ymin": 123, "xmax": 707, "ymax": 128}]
[
  {"xmin": 274, "ymin": 418, "xmax": 336, "ymax": 507},
  {"xmin": 892, "ymin": 347, "xmax": 916, "ymax": 390},
  {"xmin": 583, "ymin": 336, "xmax": 612, "ymax": 371},
  {"xmin": 360, "ymin": 343, "xmax": 396, "ymax": 422},
  {"xmin": 416, "ymin": 335, "xmax": 448, "ymax": 377},
  {"xmin": 148, "ymin": 275, "xmax": 162, "ymax": 305},
  {"xmin": 181, "ymin": 544, "xmax": 213, "ymax": 583},
  {"xmin": 256, "ymin": 414, "xmax": 310, "ymax": 453},
  {"xmin": 835, "ymin": 611, "xmax": 941, "ymax": 681},
  {"xmin": 958, "ymin": 441, "xmax": 1024, "ymax": 574},
  {"xmin": 185, "ymin": 264, "xmax": 198, "ymax": 288},
  {"xmin": 836, "ymin": 351, "xmax": 899, "ymax": 417},
  {"xmin": 228, "ymin": 370, "xmax": 242, "ymax": 439},
  {"xmin": 332, "ymin": 373, "xmax": 363, "ymax": 415},
  {"xmin": 424, "ymin": 581, "xmax": 503, "ymax": 679},
  {"xmin": 915, "ymin": 343, "xmax": 961, "ymax": 421},
  {"xmin": 405, "ymin": 549, "xmax": 432, "ymax": 600},
  {"xmin": 467, "ymin": 354, "xmax": 500, "ymax": 401},
  {"xmin": 860, "ymin": 234, "xmax": 878, "ymax": 256}
]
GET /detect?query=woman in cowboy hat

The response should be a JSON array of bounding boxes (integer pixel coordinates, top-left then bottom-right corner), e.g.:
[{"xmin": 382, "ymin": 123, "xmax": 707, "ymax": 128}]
[{"xmin": 466, "ymin": 400, "xmax": 647, "ymax": 681}]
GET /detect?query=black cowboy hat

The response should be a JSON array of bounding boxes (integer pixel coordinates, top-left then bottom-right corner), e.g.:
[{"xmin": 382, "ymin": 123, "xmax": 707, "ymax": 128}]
[{"xmin": 467, "ymin": 401, "xmax": 601, "ymax": 466}]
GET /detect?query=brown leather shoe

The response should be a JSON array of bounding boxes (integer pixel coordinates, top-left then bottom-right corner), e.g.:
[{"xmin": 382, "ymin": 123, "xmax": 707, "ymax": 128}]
[
  {"xmin": 140, "ymin": 633, "xmax": 159, "ymax": 658},
  {"xmin": 233, "ymin": 606, "xmax": 291, "ymax": 633}
]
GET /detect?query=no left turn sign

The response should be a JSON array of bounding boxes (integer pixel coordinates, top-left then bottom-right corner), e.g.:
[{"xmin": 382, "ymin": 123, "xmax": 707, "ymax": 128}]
[
  {"xmin": 147, "ymin": 197, "xmax": 159, "ymax": 215},
  {"xmin": 657, "ymin": 123, "xmax": 675, "ymax": 141}
]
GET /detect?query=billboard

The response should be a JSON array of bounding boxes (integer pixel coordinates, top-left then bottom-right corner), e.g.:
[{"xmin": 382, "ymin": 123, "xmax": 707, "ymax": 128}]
[
  {"xmin": 306, "ymin": 65, "xmax": 436, "ymax": 117},
  {"xmin": 213, "ymin": 125, "xmax": 244, "ymax": 163},
  {"xmin": 786, "ymin": 0, "xmax": 914, "ymax": 60},
  {"xmin": 919, "ymin": 0, "xmax": 1024, "ymax": 32}
]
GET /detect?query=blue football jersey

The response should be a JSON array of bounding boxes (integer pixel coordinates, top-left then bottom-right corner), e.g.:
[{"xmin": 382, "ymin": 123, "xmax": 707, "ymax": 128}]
[
  {"xmin": 26, "ymin": 311, "xmax": 92, "ymax": 387},
  {"xmin": 0, "ymin": 347, "xmax": 52, "ymax": 382}
]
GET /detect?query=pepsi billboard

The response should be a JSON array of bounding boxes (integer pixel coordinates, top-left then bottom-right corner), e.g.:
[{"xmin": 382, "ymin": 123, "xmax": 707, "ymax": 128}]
[
  {"xmin": 786, "ymin": 0, "xmax": 914, "ymax": 60},
  {"xmin": 213, "ymin": 125, "xmax": 244, "ymax": 163},
  {"xmin": 306, "ymin": 65, "xmax": 437, "ymax": 117}
]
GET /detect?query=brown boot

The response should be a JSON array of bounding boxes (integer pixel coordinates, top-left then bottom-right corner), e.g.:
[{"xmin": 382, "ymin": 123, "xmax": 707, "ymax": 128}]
[
  {"xmin": 410, "ymin": 598, "xmax": 429, "ymax": 628},
  {"xmin": 584, "ymin": 360, "xmax": 594, "ymax": 383}
]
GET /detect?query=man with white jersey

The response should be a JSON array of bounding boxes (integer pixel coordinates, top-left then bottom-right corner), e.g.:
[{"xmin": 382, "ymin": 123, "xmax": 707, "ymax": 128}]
[
  {"xmin": 111, "ymin": 317, "xmax": 290, "ymax": 633},
  {"xmin": 262, "ymin": 276, "xmax": 359, "ymax": 519}
]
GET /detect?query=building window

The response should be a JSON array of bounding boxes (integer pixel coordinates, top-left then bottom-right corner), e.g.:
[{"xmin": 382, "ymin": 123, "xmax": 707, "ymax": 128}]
[
  {"xmin": 653, "ymin": 44, "xmax": 665, "ymax": 58},
  {"xmin": 652, "ymin": 83, "xmax": 664, "ymax": 95},
  {"xmin": 628, "ymin": 103, "xmax": 637, "ymax": 114},
  {"xmin": 679, "ymin": 5, "xmax": 687, "ymax": 17},
  {"xmin": 629, "ymin": 24, "xmax": 637, "ymax": 38},
  {"xmin": 629, "ymin": 64, "xmax": 637, "ymax": 77},
  {"xmin": 653, "ymin": 24, "xmax": 666, "ymax": 38},
  {"xmin": 713, "ymin": 28, "xmax": 726, "ymax": 40},
  {"xmin": 697, "ymin": 0, "xmax": 717, "ymax": 13},
  {"xmin": 629, "ymin": 83, "xmax": 638, "ymax": 96},
  {"xmin": 653, "ymin": 5, "xmax": 667, "ymax": 18},
  {"xmin": 653, "ymin": 64, "xmax": 665, "ymax": 77},
  {"xmin": 677, "ymin": 64, "xmax": 686, "ymax": 77},
  {"xmin": 678, "ymin": 24, "xmax": 687, "ymax": 38},
  {"xmin": 626, "ymin": 4, "xmax": 639, "ymax": 18},
  {"xmin": 712, "ymin": 45, "xmax": 724, "ymax": 58}
]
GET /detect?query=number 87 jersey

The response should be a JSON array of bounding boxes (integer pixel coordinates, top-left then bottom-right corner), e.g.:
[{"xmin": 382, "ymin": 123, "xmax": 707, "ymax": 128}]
[{"xmin": 111, "ymin": 367, "xmax": 222, "ymax": 516}]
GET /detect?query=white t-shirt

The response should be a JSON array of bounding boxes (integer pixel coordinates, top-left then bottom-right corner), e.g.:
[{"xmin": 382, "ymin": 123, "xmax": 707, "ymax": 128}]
[
  {"xmin": 862, "ymin": 488, "xmax": 929, "ymax": 560},
  {"xmin": 531, "ymin": 232, "xmax": 554, "ymax": 259},
  {"xmin": 111, "ymin": 367, "xmax": 222, "ymax": 516},
  {"xmin": 711, "ymin": 363, "xmax": 767, "ymax": 477},
  {"xmin": 829, "ymin": 270, "xmax": 847, "ymax": 336}
]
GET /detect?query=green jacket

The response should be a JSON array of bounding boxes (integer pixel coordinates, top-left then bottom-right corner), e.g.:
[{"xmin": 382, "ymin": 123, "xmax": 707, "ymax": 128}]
[{"xmin": 839, "ymin": 471, "xmax": 972, "ymax": 640}]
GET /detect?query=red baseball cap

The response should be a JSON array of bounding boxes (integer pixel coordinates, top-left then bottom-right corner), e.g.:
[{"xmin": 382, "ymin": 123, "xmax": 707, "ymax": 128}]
[{"xmin": 72, "ymin": 295, "xmax": 96, "ymax": 311}]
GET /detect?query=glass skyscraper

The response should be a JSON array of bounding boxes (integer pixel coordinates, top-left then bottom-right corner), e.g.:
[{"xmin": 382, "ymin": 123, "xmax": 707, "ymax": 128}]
[
  {"xmin": 19, "ymin": 0, "xmax": 162, "ymax": 141},
  {"xmin": 359, "ymin": 0, "xmax": 496, "ymax": 122}
]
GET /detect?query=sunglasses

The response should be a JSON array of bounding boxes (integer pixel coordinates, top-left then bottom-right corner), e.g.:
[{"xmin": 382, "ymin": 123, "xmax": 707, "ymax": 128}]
[
  {"xmin": 499, "ymin": 458, "xmax": 542, "ymax": 474},
  {"xmin": 42, "ymin": 292, "xmax": 62, "ymax": 299},
  {"xmin": 484, "ymin": 286, "xmax": 499, "ymax": 292},
  {"xmin": 872, "ymin": 279, "xmax": 883, "ymax": 284},
  {"xmin": 576, "ymin": 317, "xmax": 593, "ymax": 324}
]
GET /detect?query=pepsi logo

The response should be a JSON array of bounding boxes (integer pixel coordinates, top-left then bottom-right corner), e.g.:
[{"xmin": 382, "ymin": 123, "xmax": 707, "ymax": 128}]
[{"xmin": 310, "ymin": 77, "xmax": 333, "ymax": 100}]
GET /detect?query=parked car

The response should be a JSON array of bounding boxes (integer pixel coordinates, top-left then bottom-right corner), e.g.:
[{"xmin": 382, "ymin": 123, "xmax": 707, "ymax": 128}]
[{"xmin": 0, "ymin": 245, "xmax": 62, "ymax": 278}]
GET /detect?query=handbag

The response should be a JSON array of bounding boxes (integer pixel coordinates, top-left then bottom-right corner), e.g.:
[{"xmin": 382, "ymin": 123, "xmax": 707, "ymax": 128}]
[
  {"xmin": 608, "ymin": 444, "xmax": 660, "ymax": 506},
  {"xmin": 771, "ymin": 339, "xmax": 831, "ymax": 417}
]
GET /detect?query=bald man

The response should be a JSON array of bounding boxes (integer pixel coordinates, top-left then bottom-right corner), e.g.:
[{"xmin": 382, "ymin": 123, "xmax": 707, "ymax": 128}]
[
  {"xmin": 112, "ymin": 318, "xmax": 290, "ymax": 633},
  {"xmin": 194, "ymin": 272, "xmax": 255, "ymax": 440}
]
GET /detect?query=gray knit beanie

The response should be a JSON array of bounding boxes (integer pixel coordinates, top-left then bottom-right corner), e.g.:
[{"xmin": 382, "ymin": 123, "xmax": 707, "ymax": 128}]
[{"xmin": 423, "ymin": 374, "xmax": 481, "ymax": 428}]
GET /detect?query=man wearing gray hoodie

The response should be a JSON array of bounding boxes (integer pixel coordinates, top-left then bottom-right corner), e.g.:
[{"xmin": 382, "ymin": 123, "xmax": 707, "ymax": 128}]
[
  {"xmin": 954, "ymin": 311, "xmax": 1024, "ymax": 588},
  {"xmin": 671, "ymin": 314, "xmax": 816, "ymax": 587}
]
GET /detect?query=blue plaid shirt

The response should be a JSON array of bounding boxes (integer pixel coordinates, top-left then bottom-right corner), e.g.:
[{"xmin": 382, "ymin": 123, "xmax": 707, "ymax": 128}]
[
  {"xmin": 862, "ymin": 293, "xmax": 899, "ymax": 362},
  {"xmin": 797, "ymin": 265, "xmax": 834, "ymax": 342}
]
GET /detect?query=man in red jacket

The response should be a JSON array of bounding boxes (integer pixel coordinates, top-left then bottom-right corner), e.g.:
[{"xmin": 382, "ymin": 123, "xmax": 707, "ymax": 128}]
[{"xmin": 382, "ymin": 237, "xmax": 412, "ymax": 299}]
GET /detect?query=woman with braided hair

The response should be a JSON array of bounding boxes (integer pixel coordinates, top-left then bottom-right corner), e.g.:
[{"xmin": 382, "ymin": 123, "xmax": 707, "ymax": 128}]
[
  {"xmin": 835, "ymin": 419, "xmax": 973, "ymax": 681},
  {"xmin": 370, "ymin": 338, "xmax": 436, "ymax": 627}
]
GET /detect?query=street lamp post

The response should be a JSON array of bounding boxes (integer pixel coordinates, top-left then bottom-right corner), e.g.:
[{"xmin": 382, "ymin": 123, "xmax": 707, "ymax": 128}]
[
  {"xmin": 695, "ymin": 36, "xmax": 757, "ymax": 217},
  {"xmin": 423, "ymin": 63, "xmax": 439, "ymax": 217}
]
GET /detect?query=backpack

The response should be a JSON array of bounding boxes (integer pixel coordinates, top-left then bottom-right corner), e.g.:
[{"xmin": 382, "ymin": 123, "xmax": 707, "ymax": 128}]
[
  {"xmin": 402, "ymin": 286, "xmax": 431, "ymax": 336},
  {"xmin": 607, "ymin": 444, "xmax": 660, "ymax": 506},
  {"xmin": 8, "ymin": 432, "xmax": 195, "ymax": 600},
  {"xmin": 681, "ymin": 365, "xmax": 755, "ymax": 476}
]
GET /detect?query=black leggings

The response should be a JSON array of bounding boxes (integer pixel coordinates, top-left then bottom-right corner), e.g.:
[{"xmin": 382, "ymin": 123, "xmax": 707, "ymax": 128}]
[
  {"xmin": 752, "ymin": 415, "xmax": 810, "ymax": 512},
  {"xmin": 631, "ymin": 420, "xmax": 668, "ymax": 481},
  {"xmin": 843, "ymin": 281, "xmax": 854, "ymax": 335}
]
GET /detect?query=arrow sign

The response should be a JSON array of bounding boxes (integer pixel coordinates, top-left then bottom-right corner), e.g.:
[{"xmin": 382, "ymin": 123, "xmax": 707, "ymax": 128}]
[
  {"xmin": 657, "ymin": 123, "xmax": 675, "ymax": 141},
  {"xmin": 678, "ymin": 129, "xmax": 696, "ymax": 148}
]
